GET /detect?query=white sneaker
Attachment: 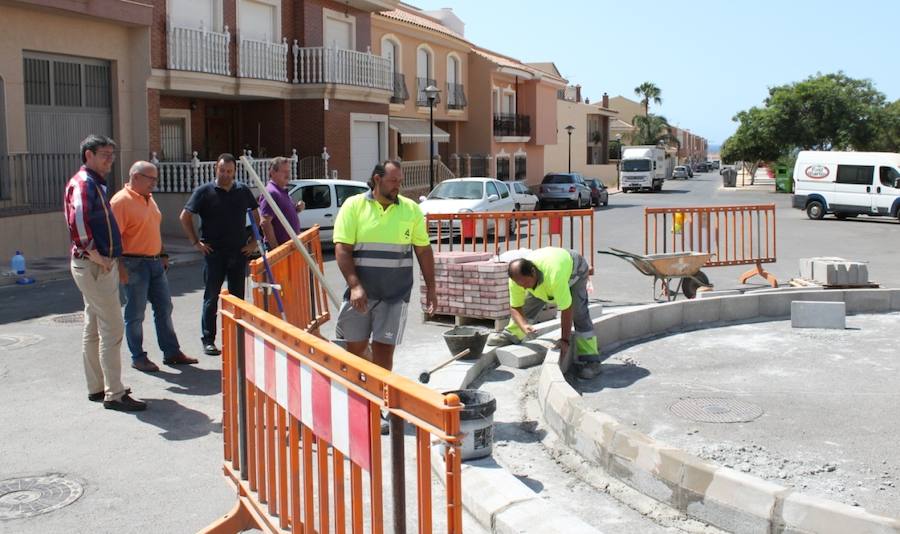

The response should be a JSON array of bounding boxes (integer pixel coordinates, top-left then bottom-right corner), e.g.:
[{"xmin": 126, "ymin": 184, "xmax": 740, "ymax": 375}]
[
  {"xmin": 577, "ymin": 362, "xmax": 603, "ymax": 380},
  {"xmin": 486, "ymin": 330, "xmax": 519, "ymax": 347}
]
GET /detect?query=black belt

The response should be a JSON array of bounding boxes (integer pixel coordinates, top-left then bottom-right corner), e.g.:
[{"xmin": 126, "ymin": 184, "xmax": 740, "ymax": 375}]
[{"xmin": 122, "ymin": 254, "xmax": 165, "ymax": 260}]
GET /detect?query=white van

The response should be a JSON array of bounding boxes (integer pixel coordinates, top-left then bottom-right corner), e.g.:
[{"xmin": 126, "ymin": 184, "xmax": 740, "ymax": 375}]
[{"xmin": 792, "ymin": 151, "xmax": 900, "ymax": 221}]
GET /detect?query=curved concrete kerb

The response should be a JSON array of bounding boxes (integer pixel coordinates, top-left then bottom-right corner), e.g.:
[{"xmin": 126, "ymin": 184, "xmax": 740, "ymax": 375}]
[{"xmin": 539, "ymin": 289, "xmax": 900, "ymax": 534}]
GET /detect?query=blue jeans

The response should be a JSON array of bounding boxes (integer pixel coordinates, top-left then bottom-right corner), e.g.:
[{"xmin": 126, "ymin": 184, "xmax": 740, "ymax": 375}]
[
  {"xmin": 201, "ymin": 249, "xmax": 248, "ymax": 344},
  {"xmin": 121, "ymin": 257, "xmax": 181, "ymax": 360}
]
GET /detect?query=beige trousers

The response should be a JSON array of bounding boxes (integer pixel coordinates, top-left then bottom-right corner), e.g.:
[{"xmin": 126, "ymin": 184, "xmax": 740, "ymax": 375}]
[{"xmin": 70, "ymin": 257, "xmax": 127, "ymax": 401}]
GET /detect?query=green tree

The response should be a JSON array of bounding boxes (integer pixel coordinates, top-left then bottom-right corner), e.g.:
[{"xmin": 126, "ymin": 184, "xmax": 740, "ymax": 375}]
[
  {"xmin": 629, "ymin": 114, "xmax": 679, "ymax": 147},
  {"xmin": 720, "ymin": 107, "xmax": 781, "ymax": 183},
  {"xmin": 634, "ymin": 82, "xmax": 662, "ymax": 116}
]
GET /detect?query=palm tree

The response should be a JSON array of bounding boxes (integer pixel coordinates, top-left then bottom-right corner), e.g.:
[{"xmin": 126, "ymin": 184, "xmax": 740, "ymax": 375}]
[
  {"xmin": 630, "ymin": 114, "xmax": 679, "ymax": 147},
  {"xmin": 634, "ymin": 82, "xmax": 662, "ymax": 116}
]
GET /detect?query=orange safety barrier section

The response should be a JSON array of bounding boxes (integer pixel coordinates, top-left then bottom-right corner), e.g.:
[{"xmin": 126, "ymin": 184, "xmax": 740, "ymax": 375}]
[
  {"xmin": 248, "ymin": 227, "xmax": 330, "ymax": 332},
  {"xmin": 202, "ymin": 293, "xmax": 463, "ymax": 534},
  {"xmin": 426, "ymin": 209, "xmax": 596, "ymax": 273},
  {"xmin": 644, "ymin": 204, "xmax": 778, "ymax": 287}
]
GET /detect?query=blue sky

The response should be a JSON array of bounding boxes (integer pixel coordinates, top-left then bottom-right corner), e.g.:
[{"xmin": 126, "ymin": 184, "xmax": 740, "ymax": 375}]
[{"xmin": 410, "ymin": 0, "xmax": 900, "ymax": 147}]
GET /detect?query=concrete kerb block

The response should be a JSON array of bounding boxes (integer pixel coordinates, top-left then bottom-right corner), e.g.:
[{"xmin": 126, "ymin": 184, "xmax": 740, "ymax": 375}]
[
  {"xmin": 843, "ymin": 288, "xmax": 893, "ymax": 314},
  {"xmin": 892, "ymin": 289, "xmax": 900, "ymax": 311},
  {"xmin": 681, "ymin": 458, "xmax": 779, "ymax": 534},
  {"xmin": 681, "ymin": 297, "xmax": 722, "ymax": 328},
  {"xmin": 650, "ymin": 301, "xmax": 684, "ymax": 333},
  {"xmin": 592, "ymin": 313, "xmax": 622, "ymax": 353},
  {"xmin": 697, "ymin": 289, "xmax": 742, "ymax": 299},
  {"xmin": 720, "ymin": 294, "xmax": 760, "ymax": 322},
  {"xmin": 619, "ymin": 306, "xmax": 652, "ymax": 341},
  {"xmin": 494, "ymin": 498, "xmax": 600, "ymax": 534},
  {"xmin": 779, "ymin": 490, "xmax": 900, "ymax": 534},
  {"xmin": 572, "ymin": 411, "xmax": 621, "ymax": 468},
  {"xmin": 791, "ymin": 301, "xmax": 846, "ymax": 329},
  {"xmin": 495, "ymin": 340, "xmax": 550, "ymax": 369},
  {"xmin": 759, "ymin": 290, "xmax": 842, "ymax": 318}
]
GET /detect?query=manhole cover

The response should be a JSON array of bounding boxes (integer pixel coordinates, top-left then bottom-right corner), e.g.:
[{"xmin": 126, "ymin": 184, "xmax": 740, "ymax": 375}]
[
  {"xmin": 0, "ymin": 475, "xmax": 83, "ymax": 520},
  {"xmin": 0, "ymin": 334, "xmax": 44, "ymax": 350},
  {"xmin": 669, "ymin": 397, "xmax": 763, "ymax": 423},
  {"xmin": 50, "ymin": 312, "xmax": 84, "ymax": 325}
]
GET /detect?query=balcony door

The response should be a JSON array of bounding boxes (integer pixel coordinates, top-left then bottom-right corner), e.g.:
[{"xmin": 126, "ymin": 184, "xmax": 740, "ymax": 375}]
[
  {"xmin": 240, "ymin": 0, "xmax": 278, "ymax": 42},
  {"xmin": 169, "ymin": 0, "xmax": 218, "ymax": 30},
  {"xmin": 324, "ymin": 9, "xmax": 354, "ymax": 50}
]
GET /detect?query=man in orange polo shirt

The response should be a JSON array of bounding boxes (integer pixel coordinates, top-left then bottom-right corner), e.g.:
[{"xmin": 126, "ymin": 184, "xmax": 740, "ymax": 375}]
[{"xmin": 110, "ymin": 161, "xmax": 197, "ymax": 372}]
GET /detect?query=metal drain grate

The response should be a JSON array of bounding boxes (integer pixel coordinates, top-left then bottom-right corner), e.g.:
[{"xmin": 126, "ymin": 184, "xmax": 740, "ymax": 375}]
[
  {"xmin": 51, "ymin": 312, "xmax": 84, "ymax": 325},
  {"xmin": 669, "ymin": 397, "xmax": 763, "ymax": 423},
  {"xmin": 0, "ymin": 475, "xmax": 83, "ymax": 520}
]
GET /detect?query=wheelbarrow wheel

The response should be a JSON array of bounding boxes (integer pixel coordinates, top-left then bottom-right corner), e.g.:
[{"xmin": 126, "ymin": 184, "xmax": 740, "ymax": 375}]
[{"xmin": 682, "ymin": 271, "xmax": 710, "ymax": 299}]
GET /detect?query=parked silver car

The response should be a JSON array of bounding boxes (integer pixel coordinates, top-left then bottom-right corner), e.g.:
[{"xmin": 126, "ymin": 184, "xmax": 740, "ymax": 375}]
[
  {"xmin": 538, "ymin": 173, "xmax": 592, "ymax": 209},
  {"xmin": 673, "ymin": 166, "xmax": 690, "ymax": 180}
]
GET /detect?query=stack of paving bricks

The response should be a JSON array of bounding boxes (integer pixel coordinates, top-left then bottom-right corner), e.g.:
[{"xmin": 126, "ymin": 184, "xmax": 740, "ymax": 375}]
[{"xmin": 420, "ymin": 251, "xmax": 509, "ymax": 322}]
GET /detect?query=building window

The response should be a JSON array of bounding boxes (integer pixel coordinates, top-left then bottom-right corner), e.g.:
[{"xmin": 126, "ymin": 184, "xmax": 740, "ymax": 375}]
[
  {"xmin": 382, "ymin": 37, "xmax": 407, "ymax": 104},
  {"xmin": 24, "ymin": 58, "xmax": 50, "ymax": 106},
  {"xmin": 514, "ymin": 155, "xmax": 526, "ymax": 181},
  {"xmin": 416, "ymin": 46, "xmax": 437, "ymax": 106},
  {"xmin": 446, "ymin": 54, "xmax": 465, "ymax": 109},
  {"xmin": 24, "ymin": 54, "xmax": 110, "ymax": 110},
  {"xmin": 496, "ymin": 157, "xmax": 510, "ymax": 181}
]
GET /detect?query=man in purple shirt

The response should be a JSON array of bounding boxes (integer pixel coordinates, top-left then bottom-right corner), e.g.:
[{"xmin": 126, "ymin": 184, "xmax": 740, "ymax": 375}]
[{"xmin": 259, "ymin": 156, "xmax": 304, "ymax": 247}]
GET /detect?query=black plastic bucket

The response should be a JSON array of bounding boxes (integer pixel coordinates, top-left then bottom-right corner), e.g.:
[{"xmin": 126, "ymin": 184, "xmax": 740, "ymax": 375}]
[
  {"xmin": 442, "ymin": 326, "xmax": 489, "ymax": 360},
  {"xmin": 445, "ymin": 389, "xmax": 496, "ymax": 460}
]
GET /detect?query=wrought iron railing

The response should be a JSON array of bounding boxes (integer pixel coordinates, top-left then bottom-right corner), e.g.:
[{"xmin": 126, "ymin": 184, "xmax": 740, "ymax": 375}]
[
  {"xmin": 446, "ymin": 82, "xmax": 467, "ymax": 110},
  {"xmin": 0, "ymin": 153, "xmax": 84, "ymax": 216},
  {"xmin": 416, "ymin": 77, "xmax": 441, "ymax": 106},
  {"xmin": 391, "ymin": 72, "xmax": 409, "ymax": 104},
  {"xmin": 493, "ymin": 113, "xmax": 531, "ymax": 137}
]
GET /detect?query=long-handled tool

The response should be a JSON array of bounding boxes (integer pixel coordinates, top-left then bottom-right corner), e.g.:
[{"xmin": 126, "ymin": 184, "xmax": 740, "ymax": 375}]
[
  {"xmin": 246, "ymin": 208, "xmax": 287, "ymax": 321},
  {"xmin": 418, "ymin": 348, "xmax": 471, "ymax": 384},
  {"xmin": 239, "ymin": 156, "xmax": 341, "ymax": 311}
]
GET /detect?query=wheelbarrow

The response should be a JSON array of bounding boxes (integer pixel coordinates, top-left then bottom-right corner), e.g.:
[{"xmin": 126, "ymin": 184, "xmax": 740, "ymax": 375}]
[{"xmin": 599, "ymin": 248, "xmax": 712, "ymax": 301}]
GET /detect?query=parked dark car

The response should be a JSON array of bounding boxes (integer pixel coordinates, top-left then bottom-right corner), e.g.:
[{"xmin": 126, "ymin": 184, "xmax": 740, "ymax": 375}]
[
  {"xmin": 693, "ymin": 162, "xmax": 710, "ymax": 173},
  {"xmin": 585, "ymin": 178, "xmax": 609, "ymax": 207},
  {"xmin": 538, "ymin": 173, "xmax": 592, "ymax": 209}
]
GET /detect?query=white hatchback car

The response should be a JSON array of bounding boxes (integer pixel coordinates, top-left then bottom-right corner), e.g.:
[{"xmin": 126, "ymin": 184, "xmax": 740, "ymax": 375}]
[
  {"xmin": 419, "ymin": 177, "xmax": 517, "ymax": 237},
  {"xmin": 510, "ymin": 181, "xmax": 539, "ymax": 211},
  {"xmin": 284, "ymin": 179, "xmax": 370, "ymax": 244}
]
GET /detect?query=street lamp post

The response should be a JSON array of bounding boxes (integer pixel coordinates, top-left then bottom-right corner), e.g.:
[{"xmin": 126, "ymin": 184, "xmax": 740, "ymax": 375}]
[
  {"xmin": 615, "ymin": 133, "xmax": 622, "ymax": 191},
  {"xmin": 565, "ymin": 125, "xmax": 575, "ymax": 173},
  {"xmin": 425, "ymin": 85, "xmax": 441, "ymax": 192}
]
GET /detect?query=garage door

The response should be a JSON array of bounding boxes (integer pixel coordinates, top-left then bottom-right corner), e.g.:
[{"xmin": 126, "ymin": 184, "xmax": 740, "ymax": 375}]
[
  {"xmin": 24, "ymin": 53, "xmax": 113, "ymax": 154},
  {"xmin": 350, "ymin": 121, "xmax": 380, "ymax": 181}
]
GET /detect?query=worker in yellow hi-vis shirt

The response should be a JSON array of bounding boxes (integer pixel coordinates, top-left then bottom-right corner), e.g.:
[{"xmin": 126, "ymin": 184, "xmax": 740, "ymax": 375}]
[{"xmin": 487, "ymin": 247, "xmax": 602, "ymax": 379}]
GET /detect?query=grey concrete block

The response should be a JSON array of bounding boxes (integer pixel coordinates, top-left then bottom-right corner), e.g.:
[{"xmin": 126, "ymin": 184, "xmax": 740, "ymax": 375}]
[
  {"xmin": 843, "ymin": 289, "xmax": 892, "ymax": 314},
  {"xmin": 619, "ymin": 307, "xmax": 651, "ymax": 341},
  {"xmin": 682, "ymin": 298, "xmax": 722, "ymax": 327},
  {"xmin": 495, "ymin": 499, "xmax": 599, "ymax": 534},
  {"xmin": 791, "ymin": 301, "xmax": 846, "ymax": 329},
  {"xmin": 495, "ymin": 341, "xmax": 547, "ymax": 369},
  {"xmin": 892, "ymin": 289, "xmax": 900, "ymax": 311},
  {"xmin": 720, "ymin": 295, "xmax": 760, "ymax": 322},
  {"xmin": 593, "ymin": 314, "xmax": 622, "ymax": 352},
  {"xmin": 810, "ymin": 258, "xmax": 869, "ymax": 285},
  {"xmin": 650, "ymin": 302, "xmax": 684, "ymax": 333},
  {"xmin": 697, "ymin": 289, "xmax": 741, "ymax": 299},
  {"xmin": 455, "ymin": 455, "xmax": 540, "ymax": 527},
  {"xmin": 779, "ymin": 490, "xmax": 900, "ymax": 534}
]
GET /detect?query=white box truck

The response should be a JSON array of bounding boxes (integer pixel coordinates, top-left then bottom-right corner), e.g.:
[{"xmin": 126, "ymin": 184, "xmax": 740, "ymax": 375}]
[
  {"xmin": 792, "ymin": 151, "xmax": 900, "ymax": 221},
  {"xmin": 619, "ymin": 146, "xmax": 670, "ymax": 192}
]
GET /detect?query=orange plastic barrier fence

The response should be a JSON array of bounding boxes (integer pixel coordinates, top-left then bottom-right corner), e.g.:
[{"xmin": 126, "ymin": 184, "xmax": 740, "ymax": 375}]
[
  {"xmin": 644, "ymin": 204, "xmax": 778, "ymax": 286},
  {"xmin": 248, "ymin": 227, "xmax": 330, "ymax": 332},
  {"xmin": 426, "ymin": 209, "xmax": 595, "ymax": 273},
  {"xmin": 202, "ymin": 293, "xmax": 463, "ymax": 534}
]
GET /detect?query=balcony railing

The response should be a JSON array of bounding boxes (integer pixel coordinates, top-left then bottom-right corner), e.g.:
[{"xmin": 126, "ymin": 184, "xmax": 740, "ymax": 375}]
[
  {"xmin": 239, "ymin": 38, "xmax": 289, "ymax": 82},
  {"xmin": 416, "ymin": 77, "xmax": 441, "ymax": 106},
  {"xmin": 292, "ymin": 46, "xmax": 393, "ymax": 91},
  {"xmin": 167, "ymin": 24, "xmax": 231, "ymax": 76},
  {"xmin": 153, "ymin": 150, "xmax": 300, "ymax": 193},
  {"xmin": 391, "ymin": 72, "xmax": 409, "ymax": 103},
  {"xmin": 446, "ymin": 82, "xmax": 467, "ymax": 110},
  {"xmin": 493, "ymin": 113, "xmax": 531, "ymax": 137}
]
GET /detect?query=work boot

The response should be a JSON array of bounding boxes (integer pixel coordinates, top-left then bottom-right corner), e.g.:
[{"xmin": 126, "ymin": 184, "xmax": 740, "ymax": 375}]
[
  {"xmin": 576, "ymin": 362, "xmax": 603, "ymax": 380},
  {"xmin": 380, "ymin": 411, "xmax": 390, "ymax": 436},
  {"xmin": 486, "ymin": 330, "xmax": 519, "ymax": 347}
]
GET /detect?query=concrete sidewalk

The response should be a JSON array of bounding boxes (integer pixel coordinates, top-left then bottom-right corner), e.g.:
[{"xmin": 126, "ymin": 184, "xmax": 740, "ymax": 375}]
[{"xmin": 1, "ymin": 235, "xmax": 201, "ymax": 288}]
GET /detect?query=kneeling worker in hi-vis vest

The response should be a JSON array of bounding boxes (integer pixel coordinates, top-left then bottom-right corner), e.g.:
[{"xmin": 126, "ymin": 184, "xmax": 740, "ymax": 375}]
[{"xmin": 487, "ymin": 247, "xmax": 603, "ymax": 379}]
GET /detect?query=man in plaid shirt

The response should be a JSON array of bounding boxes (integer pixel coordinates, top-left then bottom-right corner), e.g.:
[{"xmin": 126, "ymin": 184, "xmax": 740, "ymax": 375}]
[{"xmin": 65, "ymin": 134, "xmax": 147, "ymax": 412}]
